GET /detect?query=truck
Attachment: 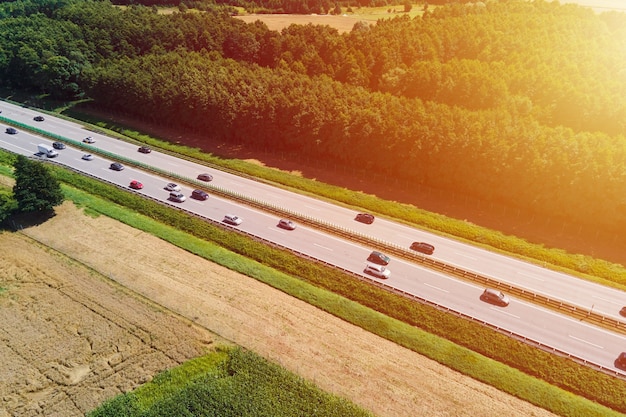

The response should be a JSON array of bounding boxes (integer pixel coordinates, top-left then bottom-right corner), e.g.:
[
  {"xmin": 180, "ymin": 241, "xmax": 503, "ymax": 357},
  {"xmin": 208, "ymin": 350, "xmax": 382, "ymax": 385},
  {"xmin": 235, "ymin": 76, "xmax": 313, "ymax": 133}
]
[{"xmin": 37, "ymin": 144, "xmax": 58, "ymax": 158}]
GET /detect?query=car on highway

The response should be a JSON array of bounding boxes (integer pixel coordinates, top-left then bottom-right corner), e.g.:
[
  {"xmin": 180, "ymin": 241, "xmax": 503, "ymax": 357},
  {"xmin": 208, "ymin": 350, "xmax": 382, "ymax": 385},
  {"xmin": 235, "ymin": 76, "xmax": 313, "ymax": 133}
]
[
  {"xmin": 129, "ymin": 180, "xmax": 143, "ymax": 189},
  {"xmin": 169, "ymin": 192, "xmax": 186, "ymax": 202},
  {"xmin": 164, "ymin": 182, "xmax": 181, "ymax": 192},
  {"xmin": 110, "ymin": 162, "xmax": 124, "ymax": 171},
  {"xmin": 5, "ymin": 127, "xmax": 17, "ymax": 134},
  {"xmin": 223, "ymin": 214, "xmax": 242, "ymax": 226},
  {"xmin": 364, "ymin": 263, "xmax": 391, "ymax": 279},
  {"xmin": 355, "ymin": 213, "xmax": 375, "ymax": 224},
  {"xmin": 615, "ymin": 352, "xmax": 626, "ymax": 370},
  {"xmin": 82, "ymin": 154, "xmax": 94, "ymax": 161},
  {"xmin": 197, "ymin": 173, "xmax": 213, "ymax": 182},
  {"xmin": 34, "ymin": 115, "xmax": 45, "ymax": 122},
  {"xmin": 191, "ymin": 189, "xmax": 209, "ymax": 200},
  {"xmin": 278, "ymin": 219, "xmax": 297, "ymax": 230},
  {"xmin": 138, "ymin": 146, "xmax": 151, "ymax": 154},
  {"xmin": 620, "ymin": 307, "xmax": 626, "ymax": 317},
  {"xmin": 410, "ymin": 242, "xmax": 435, "ymax": 255},
  {"xmin": 52, "ymin": 142, "xmax": 66, "ymax": 150},
  {"xmin": 480, "ymin": 288, "xmax": 510, "ymax": 307},
  {"xmin": 367, "ymin": 251, "xmax": 390, "ymax": 265},
  {"xmin": 83, "ymin": 136, "xmax": 95, "ymax": 144}
]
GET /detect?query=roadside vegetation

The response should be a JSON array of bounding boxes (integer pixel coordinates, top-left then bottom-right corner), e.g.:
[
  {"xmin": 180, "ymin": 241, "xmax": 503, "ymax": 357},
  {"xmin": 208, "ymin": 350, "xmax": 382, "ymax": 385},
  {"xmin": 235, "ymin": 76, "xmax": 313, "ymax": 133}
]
[
  {"xmin": 1, "ymin": 148, "xmax": 624, "ymax": 416},
  {"xmin": 0, "ymin": 154, "xmax": 63, "ymax": 224}
]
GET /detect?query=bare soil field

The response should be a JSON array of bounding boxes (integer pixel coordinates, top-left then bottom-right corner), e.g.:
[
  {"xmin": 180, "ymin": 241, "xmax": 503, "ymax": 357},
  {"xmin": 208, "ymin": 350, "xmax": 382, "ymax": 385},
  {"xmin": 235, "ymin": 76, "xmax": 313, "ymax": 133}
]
[
  {"xmin": 0, "ymin": 201, "xmax": 558, "ymax": 417},
  {"xmin": 235, "ymin": 1, "xmax": 626, "ymax": 34},
  {"xmin": 236, "ymin": 14, "xmax": 364, "ymax": 33}
]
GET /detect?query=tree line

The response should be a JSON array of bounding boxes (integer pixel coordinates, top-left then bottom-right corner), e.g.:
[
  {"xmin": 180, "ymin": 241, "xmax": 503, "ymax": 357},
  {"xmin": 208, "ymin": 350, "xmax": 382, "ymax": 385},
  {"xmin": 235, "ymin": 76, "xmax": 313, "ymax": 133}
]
[{"xmin": 1, "ymin": 0, "xmax": 626, "ymax": 234}]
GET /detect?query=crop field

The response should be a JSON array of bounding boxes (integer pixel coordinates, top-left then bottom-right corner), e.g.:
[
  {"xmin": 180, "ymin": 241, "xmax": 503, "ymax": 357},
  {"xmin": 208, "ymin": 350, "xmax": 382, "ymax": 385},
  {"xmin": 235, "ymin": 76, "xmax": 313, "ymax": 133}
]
[{"xmin": 0, "ymin": 194, "xmax": 558, "ymax": 416}]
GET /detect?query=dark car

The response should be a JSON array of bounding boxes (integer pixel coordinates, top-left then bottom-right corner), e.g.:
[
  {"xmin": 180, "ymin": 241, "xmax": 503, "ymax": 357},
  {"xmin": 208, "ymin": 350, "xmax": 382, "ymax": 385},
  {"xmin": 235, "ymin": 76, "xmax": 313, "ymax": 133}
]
[
  {"xmin": 110, "ymin": 162, "xmax": 124, "ymax": 171},
  {"xmin": 616, "ymin": 352, "xmax": 626, "ymax": 370},
  {"xmin": 5, "ymin": 127, "xmax": 17, "ymax": 134},
  {"xmin": 355, "ymin": 213, "xmax": 375, "ymax": 224},
  {"xmin": 410, "ymin": 242, "xmax": 435, "ymax": 255},
  {"xmin": 138, "ymin": 146, "xmax": 151, "ymax": 154},
  {"xmin": 52, "ymin": 142, "xmax": 66, "ymax": 150},
  {"xmin": 480, "ymin": 288, "xmax": 510, "ymax": 307},
  {"xmin": 367, "ymin": 251, "xmax": 390, "ymax": 266},
  {"xmin": 34, "ymin": 115, "xmax": 45, "ymax": 122},
  {"xmin": 278, "ymin": 219, "xmax": 297, "ymax": 230},
  {"xmin": 191, "ymin": 189, "xmax": 209, "ymax": 200},
  {"xmin": 197, "ymin": 173, "xmax": 213, "ymax": 182}
]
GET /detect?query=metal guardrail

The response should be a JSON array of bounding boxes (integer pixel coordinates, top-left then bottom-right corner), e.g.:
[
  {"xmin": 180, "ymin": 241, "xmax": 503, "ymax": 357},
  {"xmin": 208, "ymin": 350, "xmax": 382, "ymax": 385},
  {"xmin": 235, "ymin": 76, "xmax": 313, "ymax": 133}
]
[
  {"xmin": 7, "ymin": 121, "xmax": 626, "ymax": 379},
  {"xmin": 79, "ymin": 170, "xmax": 626, "ymax": 380},
  {"xmin": 15, "ymin": 124, "xmax": 626, "ymax": 336}
]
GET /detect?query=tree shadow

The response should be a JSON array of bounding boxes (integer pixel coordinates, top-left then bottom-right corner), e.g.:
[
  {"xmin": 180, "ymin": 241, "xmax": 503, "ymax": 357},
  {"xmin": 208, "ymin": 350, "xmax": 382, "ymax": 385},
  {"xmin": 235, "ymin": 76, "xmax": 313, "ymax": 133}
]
[{"xmin": 2, "ymin": 210, "xmax": 56, "ymax": 231}]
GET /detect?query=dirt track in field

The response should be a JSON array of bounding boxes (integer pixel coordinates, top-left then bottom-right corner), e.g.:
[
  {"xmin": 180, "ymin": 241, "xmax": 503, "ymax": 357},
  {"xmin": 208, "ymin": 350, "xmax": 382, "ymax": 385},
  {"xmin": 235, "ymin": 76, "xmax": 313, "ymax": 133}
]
[{"xmin": 0, "ymin": 201, "xmax": 559, "ymax": 417}]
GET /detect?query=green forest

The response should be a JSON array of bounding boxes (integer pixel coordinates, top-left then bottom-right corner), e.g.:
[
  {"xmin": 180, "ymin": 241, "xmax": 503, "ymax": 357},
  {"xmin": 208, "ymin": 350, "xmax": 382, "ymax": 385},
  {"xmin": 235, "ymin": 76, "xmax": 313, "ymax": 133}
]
[{"xmin": 1, "ymin": 0, "xmax": 626, "ymax": 236}]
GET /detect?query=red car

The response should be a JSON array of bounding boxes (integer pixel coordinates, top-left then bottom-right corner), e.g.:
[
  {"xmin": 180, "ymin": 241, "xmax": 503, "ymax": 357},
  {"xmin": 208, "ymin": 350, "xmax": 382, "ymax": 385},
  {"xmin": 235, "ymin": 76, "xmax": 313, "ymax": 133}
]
[{"xmin": 129, "ymin": 180, "xmax": 143, "ymax": 189}]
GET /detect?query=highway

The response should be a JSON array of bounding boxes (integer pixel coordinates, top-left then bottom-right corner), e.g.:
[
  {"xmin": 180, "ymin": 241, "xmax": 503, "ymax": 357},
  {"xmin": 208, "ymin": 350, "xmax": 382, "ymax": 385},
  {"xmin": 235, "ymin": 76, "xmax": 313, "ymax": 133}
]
[{"xmin": 1, "ymin": 100, "xmax": 626, "ymax": 374}]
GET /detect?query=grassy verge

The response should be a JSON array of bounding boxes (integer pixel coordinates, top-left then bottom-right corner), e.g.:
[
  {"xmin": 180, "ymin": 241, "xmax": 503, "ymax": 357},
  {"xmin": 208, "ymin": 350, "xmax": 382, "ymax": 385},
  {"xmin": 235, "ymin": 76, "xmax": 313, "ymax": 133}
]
[{"xmin": 17, "ymin": 161, "xmax": 619, "ymax": 416}]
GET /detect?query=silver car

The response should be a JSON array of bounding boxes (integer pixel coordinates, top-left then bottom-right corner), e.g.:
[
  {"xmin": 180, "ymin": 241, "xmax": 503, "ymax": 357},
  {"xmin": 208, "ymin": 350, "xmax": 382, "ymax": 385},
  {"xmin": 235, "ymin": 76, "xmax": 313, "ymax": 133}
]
[
  {"xmin": 223, "ymin": 214, "xmax": 242, "ymax": 226},
  {"xmin": 165, "ymin": 183, "xmax": 181, "ymax": 192}
]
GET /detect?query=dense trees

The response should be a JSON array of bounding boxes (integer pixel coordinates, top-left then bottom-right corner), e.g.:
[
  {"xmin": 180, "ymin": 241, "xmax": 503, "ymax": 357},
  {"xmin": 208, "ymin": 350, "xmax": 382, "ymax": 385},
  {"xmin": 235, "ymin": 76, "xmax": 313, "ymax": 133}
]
[
  {"xmin": 12, "ymin": 155, "xmax": 64, "ymax": 214},
  {"xmin": 1, "ymin": 0, "xmax": 626, "ymax": 235}
]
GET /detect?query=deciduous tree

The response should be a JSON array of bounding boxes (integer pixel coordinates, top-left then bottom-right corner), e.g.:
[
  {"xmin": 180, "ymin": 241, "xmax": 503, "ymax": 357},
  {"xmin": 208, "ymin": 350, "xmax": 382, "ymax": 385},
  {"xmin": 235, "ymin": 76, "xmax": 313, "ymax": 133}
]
[{"xmin": 12, "ymin": 155, "xmax": 64, "ymax": 214}]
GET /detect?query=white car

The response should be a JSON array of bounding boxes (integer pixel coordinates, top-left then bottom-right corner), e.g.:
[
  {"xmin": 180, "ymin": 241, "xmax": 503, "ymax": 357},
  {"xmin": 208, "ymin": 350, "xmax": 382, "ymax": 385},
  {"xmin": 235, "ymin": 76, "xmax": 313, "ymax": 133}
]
[
  {"xmin": 164, "ymin": 183, "xmax": 181, "ymax": 192},
  {"xmin": 223, "ymin": 214, "xmax": 242, "ymax": 226},
  {"xmin": 364, "ymin": 263, "xmax": 391, "ymax": 279},
  {"xmin": 83, "ymin": 136, "xmax": 95, "ymax": 144},
  {"xmin": 82, "ymin": 154, "xmax": 94, "ymax": 161}
]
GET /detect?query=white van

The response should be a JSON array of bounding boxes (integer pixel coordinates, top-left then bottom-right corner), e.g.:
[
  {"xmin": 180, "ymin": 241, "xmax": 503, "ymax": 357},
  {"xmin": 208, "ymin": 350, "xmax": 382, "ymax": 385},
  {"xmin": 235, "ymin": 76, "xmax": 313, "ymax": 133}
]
[
  {"xmin": 364, "ymin": 263, "xmax": 391, "ymax": 279},
  {"xmin": 37, "ymin": 144, "xmax": 58, "ymax": 158},
  {"xmin": 169, "ymin": 192, "xmax": 186, "ymax": 202}
]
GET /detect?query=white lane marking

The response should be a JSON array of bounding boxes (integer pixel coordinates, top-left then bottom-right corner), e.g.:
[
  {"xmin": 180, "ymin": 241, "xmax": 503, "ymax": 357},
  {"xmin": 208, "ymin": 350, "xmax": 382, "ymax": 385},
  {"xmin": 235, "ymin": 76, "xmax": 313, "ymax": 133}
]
[
  {"xmin": 303, "ymin": 204, "xmax": 320, "ymax": 210},
  {"xmin": 395, "ymin": 232, "xmax": 414, "ymax": 240},
  {"xmin": 592, "ymin": 295, "xmax": 621, "ymax": 304},
  {"xmin": 314, "ymin": 243, "xmax": 332, "ymax": 251},
  {"xmin": 424, "ymin": 283, "xmax": 449, "ymax": 293},
  {"xmin": 518, "ymin": 271, "xmax": 545, "ymax": 282},
  {"xmin": 494, "ymin": 308, "xmax": 520, "ymax": 319},
  {"xmin": 569, "ymin": 334, "xmax": 604, "ymax": 349},
  {"xmin": 454, "ymin": 252, "xmax": 477, "ymax": 260}
]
